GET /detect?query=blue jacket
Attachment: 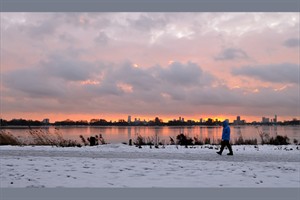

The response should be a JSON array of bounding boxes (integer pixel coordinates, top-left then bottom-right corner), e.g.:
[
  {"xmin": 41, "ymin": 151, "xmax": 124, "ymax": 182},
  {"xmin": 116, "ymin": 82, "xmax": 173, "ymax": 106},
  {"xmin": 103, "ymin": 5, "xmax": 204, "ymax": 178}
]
[{"xmin": 222, "ymin": 120, "xmax": 230, "ymax": 141}]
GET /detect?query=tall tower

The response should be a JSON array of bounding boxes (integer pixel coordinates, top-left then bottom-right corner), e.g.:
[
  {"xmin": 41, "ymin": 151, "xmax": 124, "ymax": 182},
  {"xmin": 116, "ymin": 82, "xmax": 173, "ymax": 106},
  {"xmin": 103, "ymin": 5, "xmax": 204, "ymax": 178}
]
[{"xmin": 127, "ymin": 115, "xmax": 131, "ymax": 123}]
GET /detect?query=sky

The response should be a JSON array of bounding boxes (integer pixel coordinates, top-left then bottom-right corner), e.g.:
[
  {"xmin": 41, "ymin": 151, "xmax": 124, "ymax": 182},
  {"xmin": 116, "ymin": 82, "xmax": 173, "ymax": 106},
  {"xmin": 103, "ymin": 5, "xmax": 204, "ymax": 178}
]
[{"xmin": 1, "ymin": 13, "xmax": 299, "ymax": 122}]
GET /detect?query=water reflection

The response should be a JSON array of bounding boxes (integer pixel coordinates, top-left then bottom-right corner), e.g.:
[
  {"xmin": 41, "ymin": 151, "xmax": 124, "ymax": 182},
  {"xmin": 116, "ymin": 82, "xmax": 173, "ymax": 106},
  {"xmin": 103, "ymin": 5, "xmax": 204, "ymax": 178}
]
[
  {"xmin": 275, "ymin": 126, "xmax": 278, "ymax": 137},
  {"xmin": 3, "ymin": 125, "xmax": 299, "ymax": 144},
  {"xmin": 262, "ymin": 126, "xmax": 270, "ymax": 136},
  {"xmin": 154, "ymin": 127, "xmax": 160, "ymax": 145},
  {"xmin": 199, "ymin": 126, "xmax": 203, "ymax": 140},
  {"xmin": 127, "ymin": 127, "xmax": 131, "ymax": 141}
]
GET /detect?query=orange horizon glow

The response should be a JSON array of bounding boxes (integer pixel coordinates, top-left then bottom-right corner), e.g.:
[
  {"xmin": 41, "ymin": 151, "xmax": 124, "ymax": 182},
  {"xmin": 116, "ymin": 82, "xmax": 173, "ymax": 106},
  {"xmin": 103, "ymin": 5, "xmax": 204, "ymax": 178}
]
[{"xmin": 1, "ymin": 113, "xmax": 296, "ymax": 123}]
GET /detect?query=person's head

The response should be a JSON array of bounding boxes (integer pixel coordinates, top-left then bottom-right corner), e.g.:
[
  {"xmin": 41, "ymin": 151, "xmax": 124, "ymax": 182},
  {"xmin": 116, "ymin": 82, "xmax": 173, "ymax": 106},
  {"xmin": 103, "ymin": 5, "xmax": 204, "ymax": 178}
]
[{"xmin": 223, "ymin": 120, "xmax": 229, "ymax": 127}]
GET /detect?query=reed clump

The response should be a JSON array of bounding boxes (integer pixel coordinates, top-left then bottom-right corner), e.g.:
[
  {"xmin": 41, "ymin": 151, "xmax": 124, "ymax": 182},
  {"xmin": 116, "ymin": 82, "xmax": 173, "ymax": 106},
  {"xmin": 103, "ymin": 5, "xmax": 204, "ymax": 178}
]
[{"xmin": 0, "ymin": 130, "xmax": 23, "ymax": 145}]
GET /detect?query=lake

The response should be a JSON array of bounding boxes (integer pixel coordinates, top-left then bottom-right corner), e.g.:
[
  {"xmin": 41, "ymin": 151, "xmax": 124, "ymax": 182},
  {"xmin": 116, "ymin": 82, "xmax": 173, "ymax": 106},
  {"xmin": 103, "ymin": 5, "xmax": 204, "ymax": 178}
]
[{"xmin": 2, "ymin": 125, "xmax": 299, "ymax": 144}]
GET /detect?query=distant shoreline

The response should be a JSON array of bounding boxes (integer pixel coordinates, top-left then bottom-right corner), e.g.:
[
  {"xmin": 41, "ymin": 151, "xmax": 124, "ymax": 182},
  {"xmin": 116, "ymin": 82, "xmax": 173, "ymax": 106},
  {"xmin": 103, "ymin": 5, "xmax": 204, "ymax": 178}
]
[{"xmin": 1, "ymin": 124, "xmax": 300, "ymax": 129}]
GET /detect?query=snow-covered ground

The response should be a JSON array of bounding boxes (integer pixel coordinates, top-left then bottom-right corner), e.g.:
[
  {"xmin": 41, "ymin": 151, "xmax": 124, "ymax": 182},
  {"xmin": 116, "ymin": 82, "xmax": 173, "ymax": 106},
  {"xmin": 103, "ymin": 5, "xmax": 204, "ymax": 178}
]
[{"xmin": 0, "ymin": 144, "xmax": 299, "ymax": 188}]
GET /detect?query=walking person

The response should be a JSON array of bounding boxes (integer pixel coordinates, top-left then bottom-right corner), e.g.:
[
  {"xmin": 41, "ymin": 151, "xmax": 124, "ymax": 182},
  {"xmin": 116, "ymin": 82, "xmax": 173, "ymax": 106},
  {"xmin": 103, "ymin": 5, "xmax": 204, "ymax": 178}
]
[{"xmin": 217, "ymin": 120, "xmax": 233, "ymax": 155}]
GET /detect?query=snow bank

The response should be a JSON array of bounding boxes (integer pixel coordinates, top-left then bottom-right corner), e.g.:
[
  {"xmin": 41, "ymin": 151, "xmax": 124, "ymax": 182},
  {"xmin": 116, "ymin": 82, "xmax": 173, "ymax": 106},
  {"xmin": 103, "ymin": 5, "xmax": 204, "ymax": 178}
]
[{"xmin": 1, "ymin": 144, "xmax": 299, "ymax": 188}]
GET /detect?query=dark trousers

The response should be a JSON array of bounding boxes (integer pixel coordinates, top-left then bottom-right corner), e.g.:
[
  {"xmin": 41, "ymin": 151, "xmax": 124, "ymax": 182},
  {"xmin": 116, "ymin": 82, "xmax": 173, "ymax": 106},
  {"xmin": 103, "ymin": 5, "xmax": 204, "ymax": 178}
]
[{"xmin": 219, "ymin": 140, "xmax": 233, "ymax": 154}]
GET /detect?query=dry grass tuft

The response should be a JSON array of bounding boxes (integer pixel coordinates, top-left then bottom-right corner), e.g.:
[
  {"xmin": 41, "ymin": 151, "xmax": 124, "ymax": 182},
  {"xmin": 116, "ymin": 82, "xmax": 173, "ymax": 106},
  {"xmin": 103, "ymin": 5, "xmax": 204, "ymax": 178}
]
[{"xmin": 0, "ymin": 130, "xmax": 23, "ymax": 145}]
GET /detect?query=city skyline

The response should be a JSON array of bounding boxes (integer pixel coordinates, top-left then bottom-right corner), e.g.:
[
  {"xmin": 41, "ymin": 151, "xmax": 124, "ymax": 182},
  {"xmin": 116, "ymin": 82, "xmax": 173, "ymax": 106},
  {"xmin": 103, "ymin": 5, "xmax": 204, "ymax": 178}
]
[
  {"xmin": 2, "ymin": 114, "xmax": 296, "ymax": 124},
  {"xmin": 1, "ymin": 13, "xmax": 299, "ymax": 122}
]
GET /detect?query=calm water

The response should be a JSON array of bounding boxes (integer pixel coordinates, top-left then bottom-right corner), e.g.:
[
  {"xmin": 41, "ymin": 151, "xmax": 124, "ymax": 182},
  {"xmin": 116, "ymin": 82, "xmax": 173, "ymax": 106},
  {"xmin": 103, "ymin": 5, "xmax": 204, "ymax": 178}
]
[{"xmin": 3, "ymin": 125, "xmax": 300, "ymax": 144}]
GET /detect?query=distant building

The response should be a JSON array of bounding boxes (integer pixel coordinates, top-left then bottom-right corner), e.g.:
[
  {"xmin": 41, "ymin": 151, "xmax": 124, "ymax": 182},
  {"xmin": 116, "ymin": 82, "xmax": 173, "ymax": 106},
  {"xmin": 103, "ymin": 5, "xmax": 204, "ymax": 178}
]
[
  {"xmin": 274, "ymin": 115, "xmax": 277, "ymax": 123},
  {"xmin": 127, "ymin": 115, "xmax": 131, "ymax": 123},
  {"xmin": 233, "ymin": 116, "xmax": 245, "ymax": 125},
  {"xmin": 42, "ymin": 118, "xmax": 50, "ymax": 124},
  {"xmin": 207, "ymin": 118, "xmax": 213, "ymax": 124},
  {"xmin": 133, "ymin": 118, "xmax": 141, "ymax": 125},
  {"xmin": 262, "ymin": 117, "xmax": 270, "ymax": 123}
]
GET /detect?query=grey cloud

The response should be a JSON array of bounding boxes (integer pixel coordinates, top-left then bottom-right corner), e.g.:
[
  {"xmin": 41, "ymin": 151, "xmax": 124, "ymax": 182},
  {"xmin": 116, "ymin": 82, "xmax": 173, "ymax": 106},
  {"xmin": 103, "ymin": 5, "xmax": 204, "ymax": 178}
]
[
  {"xmin": 113, "ymin": 63, "xmax": 159, "ymax": 91},
  {"xmin": 163, "ymin": 87, "xmax": 186, "ymax": 101},
  {"xmin": 128, "ymin": 14, "xmax": 166, "ymax": 31},
  {"xmin": 189, "ymin": 85, "xmax": 241, "ymax": 107},
  {"xmin": 54, "ymin": 13, "xmax": 91, "ymax": 27},
  {"xmin": 283, "ymin": 38, "xmax": 300, "ymax": 48},
  {"xmin": 186, "ymin": 85, "xmax": 298, "ymax": 116},
  {"xmin": 94, "ymin": 31, "xmax": 110, "ymax": 45},
  {"xmin": 2, "ymin": 53, "xmax": 104, "ymax": 100},
  {"xmin": 244, "ymin": 87, "xmax": 299, "ymax": 108},
  {"xmin": 157, "ymin": 62, "xmax": 204, "ymax": 86},
  {"xmin": 215, "ymin": 48, "xmax": 249, "ymax": 61},
  {"xmin": 40, "ymin": 54, "xmax": 101, "ymax": 81},
  {"xmin": 232, "ymin": 63, "xmax": 299, "ymax": 84},
  {"xmin": 3, "ymin": 60, "xmax": 299, "ymax": 117},
  {"xmin": 82, "ymin": 61, "xmax": 211, "ymax": 103},
  {"xmin": 3, "ymin": 68, "xmax": 65, "ymax": 98},
  {"xmin": 27, "ymin": 20, "xmax": 57, "ymax": 38},
  {"xmin": 59, "ymin": 33, "xmax": 77, "ymax": 44},
  {"xmin": 17, "ymin": 14, "xmax": 63, "ymax": 39},
  {"xmin": 86, "ymin": 83, "xmax": 123, "ymax": 96}
]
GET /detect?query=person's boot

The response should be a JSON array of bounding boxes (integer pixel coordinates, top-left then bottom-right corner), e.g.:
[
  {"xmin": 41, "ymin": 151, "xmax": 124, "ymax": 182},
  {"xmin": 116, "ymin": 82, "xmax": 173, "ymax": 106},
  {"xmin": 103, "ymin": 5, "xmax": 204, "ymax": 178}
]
[
  {"xmin": 227, "ymin": 144, "xmax": 233, "ymax": 156},
  {"xmin": 216, "ymin": 151, "xmax": 222, "ymax": 155}
]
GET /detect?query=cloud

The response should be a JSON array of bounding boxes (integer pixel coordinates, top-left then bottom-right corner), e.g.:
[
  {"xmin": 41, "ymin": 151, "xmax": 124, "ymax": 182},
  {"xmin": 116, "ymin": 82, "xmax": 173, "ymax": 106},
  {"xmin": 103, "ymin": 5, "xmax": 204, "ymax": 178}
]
[
  {"xmin": 215, "ymin": 48, "xmax": 249, "ymax": 61},
  {"xmin": 2, "ymin": 59, "xmax": 215, "ymax": 112},
  {"xmin": 83, "ymin": 61, "xmax": 213, "ymax": 102},
  {"xmin": 3, "ymin": 60, "xmax": 299, "ymax": 118},
  {"xmin": 94, "ymin": 31, "xmax": 110, "ymax": 45},
  {"xmin": 128, "ymin": 14, "xmax": 167, "ymax": 32},
  {"xmin": 40, "ymin": 54, "xmax": 101, "ymax": 81},
  {"xmin": 283, "ymin": 38, "xmax": 300, "ymax": 48},
  {"xmin": 2, "ymin": 53, "xmax": 103, "ymax": 99},
  {"xmin": 2, "ymin": 13, "xmax": 299, "ymax": 119},
  {"xmin": 3, "ymin": 68, "xmax": 65, "ymax": 98},
  {"xmin": 157, "ymin": 62, "xmax": 203, "ymax": 86},
  {"xmin": 186, "ymin": 84, "xmax": 299, "ymax": 117},
  {"xmin": 12, "ymin": 13, "xmax": 62, "ymax": 39},
  {"xmin": 232, "ymin": 63, "xmax": 299, "ymax": 84}
]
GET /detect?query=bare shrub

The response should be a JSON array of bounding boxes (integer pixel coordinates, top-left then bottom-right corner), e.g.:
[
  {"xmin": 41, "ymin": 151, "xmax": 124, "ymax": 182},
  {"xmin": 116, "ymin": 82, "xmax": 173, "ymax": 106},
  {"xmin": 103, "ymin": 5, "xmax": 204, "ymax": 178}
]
[
  {"xmin": 134, "ymin": 135, "xmax": 146, "ymax": 146},
  {"xmin": 98, "ymin": 134, "xmax": 106, "ymax": 145},
  {"xmin": 28, "ymin": 129, "xmax": 81, "ymax": 147},
  {"xmin": 193, "ymin": 136, "xmax": 204, "ymax": 145},
  {"xmin": 204, "ymin": 138, "xmax": 211, "ymax": 145},
  {"xmin": 257, "ymin": 129, "xmax": 270, "ymax": 145},
  {"xmin": 80, "ymin": 135, "xmax": 89, "ymax": 146},
  {"xmin": 169, "ymin": 137, "xmax": 175, "ymax": 145},
  {"xmin": 234, "ymin": 136, "xmax": 257, "ymax": 145},
  {"xmin": 269, "ymin": 135, "xmax": 290, "ymax": 145},
  {"xmin": 176, "ymin": 133, "xmax": 193, "ymax": 147},
  {"xmin": 146, "ymin": 136, "xmax": 154, "ymax": 146}
]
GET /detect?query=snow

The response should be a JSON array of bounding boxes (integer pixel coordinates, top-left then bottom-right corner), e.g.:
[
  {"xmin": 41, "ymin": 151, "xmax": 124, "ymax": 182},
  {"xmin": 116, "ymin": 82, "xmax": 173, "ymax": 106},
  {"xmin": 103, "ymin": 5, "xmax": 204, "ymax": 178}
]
[{"xmin": 0, "ymin": 144, "xmax": 299, "ymax": 188}]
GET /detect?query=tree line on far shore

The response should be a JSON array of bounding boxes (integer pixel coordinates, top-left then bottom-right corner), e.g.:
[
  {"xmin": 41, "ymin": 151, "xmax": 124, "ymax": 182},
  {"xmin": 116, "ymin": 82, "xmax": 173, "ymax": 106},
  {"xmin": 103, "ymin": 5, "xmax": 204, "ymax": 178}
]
[{"xmin": 1, "ymin": 118, "xmax": 299, "ymax": 127}]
